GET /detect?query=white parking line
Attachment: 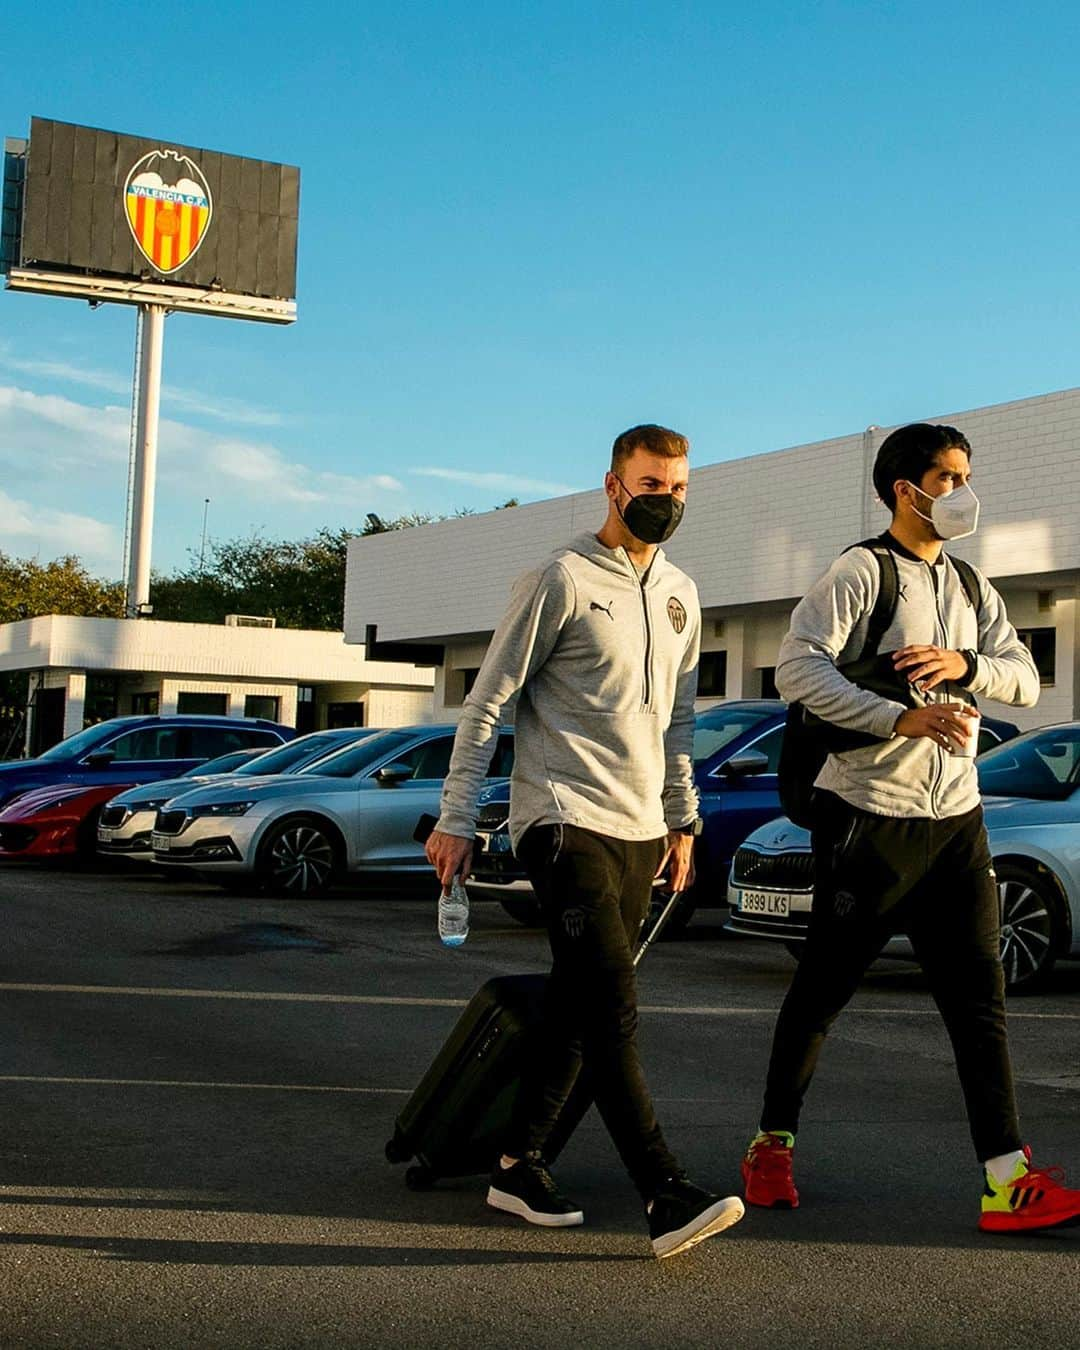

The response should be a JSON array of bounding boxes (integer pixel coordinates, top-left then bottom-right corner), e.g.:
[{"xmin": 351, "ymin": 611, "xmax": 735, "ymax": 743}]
[
  {"xmin": 0, "ymin": 1074, "xmax": 410, "ymax": 1094},
  {"xmin": 0, "ymin": 981, "xmax": 1077, "ymax": 1019}
]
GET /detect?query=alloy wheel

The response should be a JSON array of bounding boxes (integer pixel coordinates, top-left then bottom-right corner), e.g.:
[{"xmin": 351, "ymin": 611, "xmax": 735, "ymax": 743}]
[
  {"xmin": 997, "ymin": 869, "xmax": 1055, "ymax": 990},
  {"xmin": 268, "ymin": 824, "xmax": 335, "ymax": 896}
]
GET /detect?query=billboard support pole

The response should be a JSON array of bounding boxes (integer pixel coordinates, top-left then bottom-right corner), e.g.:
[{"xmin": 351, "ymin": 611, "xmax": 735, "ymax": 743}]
[{"xmin": 124, "ymin": 303, "xmax": 166, "ymax": 618}]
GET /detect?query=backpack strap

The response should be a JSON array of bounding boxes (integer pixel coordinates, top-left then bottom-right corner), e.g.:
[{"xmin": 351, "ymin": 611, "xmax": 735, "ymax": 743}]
[
  {"xmin": 947, "ymin": 554, "xmax": 982, "ymax": 614},
  {"xmin": 843, "ymin": 536, "xmax": 899, "ymax": 661}
]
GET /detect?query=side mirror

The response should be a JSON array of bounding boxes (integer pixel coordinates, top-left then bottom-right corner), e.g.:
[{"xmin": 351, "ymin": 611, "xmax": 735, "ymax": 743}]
[
  {"xmin": 375, "ymin": 762, "xmax": 414, "ymax": 788},
  {"xmin": 83, "ymin": 749, "xmax": 116, "ymax": 767},
  {"xmin": 721, "ymin": 749, "xmax": 770, "ymax": 779}
]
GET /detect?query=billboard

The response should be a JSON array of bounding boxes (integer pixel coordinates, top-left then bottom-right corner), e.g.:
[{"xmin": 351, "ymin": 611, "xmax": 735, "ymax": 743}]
[{"xmin": 3, "ymin": 117, "xmax": 299, "ymax": 322}]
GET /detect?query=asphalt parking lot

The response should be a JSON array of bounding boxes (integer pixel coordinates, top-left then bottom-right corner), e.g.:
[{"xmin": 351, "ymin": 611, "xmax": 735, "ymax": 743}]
[{"xmin": 1, "ymin": 863, "xmax": 1078, "ymax": 1349}]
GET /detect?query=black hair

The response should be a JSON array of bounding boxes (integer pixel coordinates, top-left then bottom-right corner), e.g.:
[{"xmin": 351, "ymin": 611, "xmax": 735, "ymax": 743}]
[{"xmin": 872, "ymin": 423, "xmax": 972, "ymax": 511}]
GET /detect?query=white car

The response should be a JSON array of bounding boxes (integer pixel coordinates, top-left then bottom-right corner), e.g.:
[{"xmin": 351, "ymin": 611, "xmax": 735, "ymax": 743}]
[
  {"xmin": 149, "ymin": 725, "xmax": 514, "ymax": 896},
  {"xmin": 96, "ymin": 728, "xmax": 380, "ymax": 860}
]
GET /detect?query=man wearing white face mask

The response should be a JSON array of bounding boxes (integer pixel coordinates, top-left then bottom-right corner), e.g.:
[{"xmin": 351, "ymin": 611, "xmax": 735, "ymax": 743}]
[{"xmin": 741, "ymin": 422, "xmax": 1080, "ymax": 1235}]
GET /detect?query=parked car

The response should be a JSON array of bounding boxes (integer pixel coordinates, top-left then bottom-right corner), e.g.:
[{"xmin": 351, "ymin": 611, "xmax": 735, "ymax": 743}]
[
  {"xmin": 97, "ymin": 728, "xmax": 380, "ymax": 860},
  {"xmin": 726, "ymin": 720, "xmax": 1074, "ymax": 992},
  {"xmin": 472, "ymin": 701, "xmax": 795, "ymax": 931},
  {"xmin": 149, "ymin": 724, "xmax": 514, "ymax": 897},
  {"xmin": 0, "ymin": 715, "xmax": 295, "ymax": 810},
  {"xmin": 0, "ymin": 780, "xmax": 145, "ymax": 860},
  {"xmin": 470, "ymin": 702, "xmax": 1019, "ymax": 932}
]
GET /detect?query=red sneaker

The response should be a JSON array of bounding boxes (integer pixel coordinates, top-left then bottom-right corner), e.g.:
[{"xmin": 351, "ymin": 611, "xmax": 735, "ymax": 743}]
[
  {"xmin": 979, "ymin": 1146, "xmax": 1080, "ymax": 1234},
  {"xmin": 742, "ymin": 1132, "xmax": 799, "ymax": 1209}
]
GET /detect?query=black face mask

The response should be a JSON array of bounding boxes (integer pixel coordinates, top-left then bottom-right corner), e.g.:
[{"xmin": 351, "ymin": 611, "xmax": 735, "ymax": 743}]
[{"xmin": 614, "ymin": 474, "xmax": 685, "ymax": 545}]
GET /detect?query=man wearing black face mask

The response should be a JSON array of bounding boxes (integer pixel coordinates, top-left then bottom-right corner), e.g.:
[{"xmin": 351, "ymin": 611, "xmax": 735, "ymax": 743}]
[{"xmin": 426, "ymin": 424, "xmax": 744, "ymax": 1259}]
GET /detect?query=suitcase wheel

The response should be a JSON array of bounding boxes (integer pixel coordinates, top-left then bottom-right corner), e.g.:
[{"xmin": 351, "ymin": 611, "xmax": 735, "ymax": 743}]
[
  {"xmin": 405, "ymin": 1165, "xmax": 436, "ymax": 1191},
  {"xmin": 385, "ymin": 1130, "xmax": 411, "ymax": 1164}
]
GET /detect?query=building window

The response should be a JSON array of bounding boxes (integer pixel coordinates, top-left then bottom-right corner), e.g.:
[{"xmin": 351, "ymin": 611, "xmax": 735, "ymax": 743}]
[
  {"xmin": 462, "ymin": 668, "xmax": 480, "ymax": 699},
  {"xmin": 177, "ymin": 692, "xmax": 228, "ymax": 715},
  {"xmin": 244, "ymin": 694, "xmax": 280, "ymax": 721},
  {"xmin": 1017, "ymin": 628, "xmax": 1056, "ymax": 686},
  {"xmin": 758, "ymin": 667, "xmax": 779, "ymax": 699},
  {"xmin": 132, "ymin": 691, "xmax": 160, "ymax": 715},
  {"xmin": 84, "ymin": 673, "xmax": 119, "ymax": 727},
  {"xmin": 327, "ymin": 701, "xmax": 365, "ymax": 729},
  {"xmin": 697, "ymin": 651, "xmax": 727, "ymax": 698}
]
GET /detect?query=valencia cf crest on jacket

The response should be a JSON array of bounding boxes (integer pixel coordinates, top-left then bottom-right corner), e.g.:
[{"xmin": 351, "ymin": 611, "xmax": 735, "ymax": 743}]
[
  {"xmin": 667, "ymin": 597, "xmax": 687, "ymax": 634},
  {"xmin": 124, "ymin": 149, "xmax": 213, "ymax": 274}
]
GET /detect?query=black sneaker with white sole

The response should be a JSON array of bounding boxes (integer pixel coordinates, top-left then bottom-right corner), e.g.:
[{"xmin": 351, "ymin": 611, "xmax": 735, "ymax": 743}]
[
  {"xmin": 647, "ymin": 1173, "xmax": 745, "ymax": 1259},
  {"xmin": 487, "ymin": 1152, "xmax": 585, "ymax": 1228}
]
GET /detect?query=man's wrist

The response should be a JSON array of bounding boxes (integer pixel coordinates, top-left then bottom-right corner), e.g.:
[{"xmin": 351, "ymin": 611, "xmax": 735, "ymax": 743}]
[
  {"xmin": 956, "ymin": 649, "xmax": 978, "ymax": 687},
  {"xmin": 670, "ymin": 818, "xmax": 703, "ymax": 837}
]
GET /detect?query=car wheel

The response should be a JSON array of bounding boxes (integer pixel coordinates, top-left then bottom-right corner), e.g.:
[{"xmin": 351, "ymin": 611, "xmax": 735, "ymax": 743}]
[
  {"xmin": 256, "ymin": 816, "xmax": 340, "ymax": 898},
  {"xmin": 497, "ymin": 893, "xmax": 544, "ymax": 926},
  {"xmin": 996, "ymin": 862, "xmax": 1064, "ymax": 993}
]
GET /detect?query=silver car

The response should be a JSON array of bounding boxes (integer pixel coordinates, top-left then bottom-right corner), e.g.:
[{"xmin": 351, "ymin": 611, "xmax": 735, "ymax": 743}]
[
  {"xmin": 96, "ymin": 728, "xmax": 381, "ymax": 860},
  {"xmin": 149, "ymin": 725, "xmax": 514, "ymax": 896},
  {"xmin": 727, "ymin": 721, "xmax": 1080, "ymax": 992}
]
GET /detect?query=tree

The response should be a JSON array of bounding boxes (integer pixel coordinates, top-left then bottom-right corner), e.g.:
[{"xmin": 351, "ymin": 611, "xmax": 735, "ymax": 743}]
[
  {"xmin": 0, "ymin": 553, "xmax": 125, "ymax": 757},
  {"xmin": 0, "ymin": 553, "xmax": 124, "ymax": 625}
]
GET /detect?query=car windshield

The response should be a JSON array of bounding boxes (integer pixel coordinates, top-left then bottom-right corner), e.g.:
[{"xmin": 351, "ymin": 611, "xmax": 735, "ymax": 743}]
[
  {"xmin": 297, "ymin": 729, "xmax": 415, "ymax": 778},
  {"xmin": 977, "ymin": 725, "xmax": 1080, "ymax": 802},
  {"xmin": 228, "ymin": 732, "xmax": 376, "ymax": 777},
  {"xmin": 36, "ymin": 723, "xmax": 117, "ymax": 761},
  {"xmin": 183, "ymin": 749, "xmax": 263, "ymax": 777},
  {"xmin": 692, "ymin": 706, "xmax": 776, "ymax": 765}
]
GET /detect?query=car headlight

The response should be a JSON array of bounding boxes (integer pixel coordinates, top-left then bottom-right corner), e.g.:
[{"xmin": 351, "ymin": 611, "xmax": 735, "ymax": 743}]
[{"xmin": 190, "ymin": 801, "xmax": 256, "ymax": 818}]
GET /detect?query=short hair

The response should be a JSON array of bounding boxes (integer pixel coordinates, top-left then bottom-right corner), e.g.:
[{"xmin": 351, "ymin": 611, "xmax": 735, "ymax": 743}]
[
  {"xmin": 611, "ymin": 424, "xmax": 689, "ymax": 476},
  {"xmin": 872, "ymin": 423, "xmax": 972, "ymax": 511}
]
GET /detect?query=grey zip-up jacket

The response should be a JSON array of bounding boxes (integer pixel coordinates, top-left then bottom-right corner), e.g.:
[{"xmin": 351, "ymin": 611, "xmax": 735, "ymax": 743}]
[
  {"xmin": 436, "ymin": 532, "xmax": 701, "ymax": 847},
  {"xmin": 775, "ymin": 535, "xmax": 1039, "ymax": 819}
]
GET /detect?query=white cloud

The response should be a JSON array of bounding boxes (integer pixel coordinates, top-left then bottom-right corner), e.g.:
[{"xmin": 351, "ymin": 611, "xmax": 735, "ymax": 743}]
[
  {"xmin": 0, "ymin": 353, "xmax": 283, "ymax": 427},
  {"xmin": 0, "ymin": 487, "xmax": 120, "ymax": 570},
  {"xmin": 0, "ymin": 383, "xmax": 403, "ymax": 516},
  {"xmin": 410, "ymin": 466, "xmax": 577, "ymax": 496}
]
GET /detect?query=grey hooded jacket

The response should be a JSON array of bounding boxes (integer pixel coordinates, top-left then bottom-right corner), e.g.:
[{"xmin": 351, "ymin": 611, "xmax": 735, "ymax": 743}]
[
  {"xmin": 775, "ymin": 535, "xmax": 1039, "ymax": 819},
  {"xmin": 436, "ymin": 532, "xmax": 701, "ymax": 847}
]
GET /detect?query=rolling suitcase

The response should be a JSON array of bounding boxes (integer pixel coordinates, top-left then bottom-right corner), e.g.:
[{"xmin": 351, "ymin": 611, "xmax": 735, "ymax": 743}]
[{"xmin": 384, "ymin": 890, "xmax": 683, "ymax": 1190}]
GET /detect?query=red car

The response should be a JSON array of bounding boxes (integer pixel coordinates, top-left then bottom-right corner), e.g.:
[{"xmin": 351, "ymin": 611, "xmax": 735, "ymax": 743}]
[{"xmin": 0, "ymin": 782, "xmax": 138, "ymax": 860}]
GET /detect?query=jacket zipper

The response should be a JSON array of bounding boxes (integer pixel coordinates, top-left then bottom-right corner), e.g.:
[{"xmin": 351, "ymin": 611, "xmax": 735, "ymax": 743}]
[
  {"xmin": 927, "ymin": 562, "xmax": 947, "ymax": 814},
  {"xmin": 621, "ymin": 549, "xmax": 653, "ymax": 708}
]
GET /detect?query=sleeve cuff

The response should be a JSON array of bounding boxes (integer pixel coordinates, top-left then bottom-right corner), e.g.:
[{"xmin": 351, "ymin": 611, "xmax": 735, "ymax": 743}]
[{"xmin": 956, "ymin": 649, "xmax": 979, "ymax": 688}]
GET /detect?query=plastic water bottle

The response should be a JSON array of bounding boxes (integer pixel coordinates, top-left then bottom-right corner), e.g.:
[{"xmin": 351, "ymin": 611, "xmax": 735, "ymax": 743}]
[{"xmin": 438, "ymin": 878, "xmax": 470, "ymax": 947}]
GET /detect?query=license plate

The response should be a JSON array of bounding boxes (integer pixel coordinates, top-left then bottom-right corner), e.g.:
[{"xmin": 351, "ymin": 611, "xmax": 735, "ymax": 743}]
[
  {"xmin": 97, "ymin": 826, "xmax": 116, "ymax": 842},
  {"xmin": 739, "ymin": 889, "xmax": 794, "ymax": 917},
  {"xmin": 151, "ymin": 832, "xmax": 171, "ymax": 852}
]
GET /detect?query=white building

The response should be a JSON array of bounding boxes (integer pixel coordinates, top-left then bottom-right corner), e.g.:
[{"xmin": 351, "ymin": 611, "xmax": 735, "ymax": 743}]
[
  {"xmin": 343, "ymin": 386, "xmax": 1080, "ymax": 733},
  {"xmin": 1, "ymin": 614, "xmax": 434, "ymax": 755}
]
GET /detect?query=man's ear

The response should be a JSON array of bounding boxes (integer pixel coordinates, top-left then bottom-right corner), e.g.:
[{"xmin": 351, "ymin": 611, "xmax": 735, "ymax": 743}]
[{"xmin": 603, "ymin": 470, "xmax": 619, "ymax": 502}]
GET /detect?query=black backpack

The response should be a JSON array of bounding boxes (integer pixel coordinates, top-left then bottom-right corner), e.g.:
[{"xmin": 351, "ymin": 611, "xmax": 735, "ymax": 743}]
[{"xmin": 777, "ymin": 537, "xmax": 981, "ymax": 829}]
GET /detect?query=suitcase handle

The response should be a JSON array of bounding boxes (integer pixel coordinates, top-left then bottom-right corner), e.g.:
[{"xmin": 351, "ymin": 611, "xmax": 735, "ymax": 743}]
[{"xmin": 633, "ymin": 891, "xmax": 682, "ymax": 967}]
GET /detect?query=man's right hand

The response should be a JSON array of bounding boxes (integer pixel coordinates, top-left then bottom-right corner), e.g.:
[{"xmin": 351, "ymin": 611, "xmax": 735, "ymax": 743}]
[
  {"xmin": 894, "ymin": 703, "xmax": 977, "ymax": 752},
  {"xmin": 425, "ymin": 829, "xmax": 474, "ymax": 889}
]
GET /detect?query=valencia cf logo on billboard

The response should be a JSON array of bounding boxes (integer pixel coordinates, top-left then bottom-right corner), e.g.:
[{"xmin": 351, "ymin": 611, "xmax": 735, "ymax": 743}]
[{"xmin": 123, "ymin": 149, "xmax": 212, "ymax": 274}]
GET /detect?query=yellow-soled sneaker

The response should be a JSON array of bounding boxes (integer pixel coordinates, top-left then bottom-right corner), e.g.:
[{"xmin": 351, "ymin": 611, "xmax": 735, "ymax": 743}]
[{"xmin": 979, "ymin": 1146, "xmax": 1080, "ymax": 1234}]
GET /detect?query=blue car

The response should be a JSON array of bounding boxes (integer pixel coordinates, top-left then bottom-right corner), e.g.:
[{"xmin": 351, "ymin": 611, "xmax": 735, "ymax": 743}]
[
  {"xmin": 470, "ymin": 700, "xmax": 792, "ymax": 931},
  {"xmin": 0, "ymin": 714, "xmax": 296, "ymax": 810}
]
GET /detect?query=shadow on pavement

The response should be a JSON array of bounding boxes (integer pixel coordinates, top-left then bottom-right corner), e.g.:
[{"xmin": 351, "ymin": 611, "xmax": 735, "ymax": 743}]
[{"xmin": 0, "ymin": 1230, "xmax": 634, "ymax": 1267}]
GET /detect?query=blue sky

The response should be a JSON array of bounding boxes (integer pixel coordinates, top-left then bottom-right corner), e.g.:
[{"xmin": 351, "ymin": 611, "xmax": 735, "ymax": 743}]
[{"xmin": 3, "ymin": 1, "xmax": 1080, "ymax": 576}]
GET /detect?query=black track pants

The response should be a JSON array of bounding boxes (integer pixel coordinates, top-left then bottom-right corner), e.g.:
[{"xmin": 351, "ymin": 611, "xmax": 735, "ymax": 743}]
[
  {"xmin": 760, "ymin": 792, "xmax": 1021, "ymax": 1161},
  {"xmin": 503, "ymin": 823, "xmax": 680, "ymax": 1197}
]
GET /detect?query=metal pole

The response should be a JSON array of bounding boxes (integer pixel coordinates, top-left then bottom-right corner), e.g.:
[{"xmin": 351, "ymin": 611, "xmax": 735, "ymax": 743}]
[
  {"xmin": 125, "ymin": 303, "xmax": 166, "ymax": 616},
  {"xmin": 199, "ymin": 497, "xmax": 210, "ymax": 571}
]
